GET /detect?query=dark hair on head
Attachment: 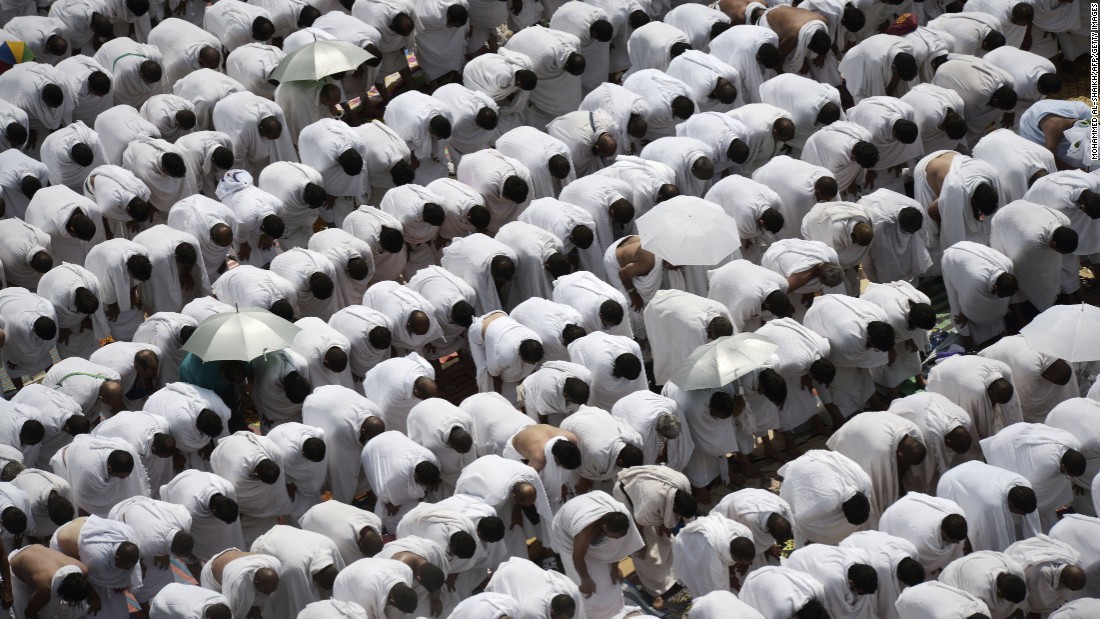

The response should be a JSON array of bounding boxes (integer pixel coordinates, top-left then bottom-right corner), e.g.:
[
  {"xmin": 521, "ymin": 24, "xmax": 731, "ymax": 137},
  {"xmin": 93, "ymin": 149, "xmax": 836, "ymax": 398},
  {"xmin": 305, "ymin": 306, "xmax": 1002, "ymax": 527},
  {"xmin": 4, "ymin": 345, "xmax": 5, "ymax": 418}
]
[
  {"xmin": 116, "ymin": 541, "xmax": 140, "ymax": 567},
  {"xmin": 669, "ymin": 41, "xmax": 692, "ymax": 60},
  {"xmin": 657, "ymin": 183, "xmax": 680, "ymax": 202},
  {"xmin": 898, "ymin": 206, "xmax": 923, "ymax": 234},
  {"xmin": 564, "ymin": 52, "xmax": 586, "ymax": 76},
  {"xmin": 794, "ymin": 599, "xmax": 830, "ymax": 619},
  {"xmin": 561, "ymin": 324, "xmax": 587, "ymax": 347},
  {"xmin": 464, "ymin": 204, "xmax": 489, "ymax": 232},
  {"xmin": 994, "ymin": 272, "xmax": 1018, "ymax": 297},
  {"xmin": 448, "ymin": 530, "xmax": 477, "ymax": 559},
  {"xmin": 346, "ymin": 256, "xmax": 370, "ymax": 281},
  {"xmin": 991, "ymin": 85, "xmax": 1017, "ymax": 110},
  {"xmin": 816, "ymin": 101, "xmax": 841, "ymax": 126},
  {"xmin": 414, "ymin": 461, "xmax": 442, "ymax": 486},
  {"xmin": 502, "ymin": 176, "xmax": 529, "ymax": 204},
  {"xmin": 47, "ymin": 491, "xmax": 75, "ymax": 526},
  {"xmin": 324, "ymin": 346, "xmax": 348, "ymax": 373},
  {"xmin": 709, "ymin": 390, "xmax": 735, "ymax": 417},
  {"xmin": 378, "ymin": 226, "xmax": 405, "ymax": 253},
  {"xmin": 1061, "ymin": 449, "xmax": 1087, "ymax": 477},
  {"xmin": 757, "ymin": 42, "xmax": 780, "ymax": 68},
  {"xmin": 896, "ymin": 556, "xmax": 925, "ymax": 587},
  {"xmin": 90, "ymin": 12, "xmax": 114, "ymax": 37},
  {"xmin": 546, "ymin": 154, "xmax": 572, "ymax": 181},
  {"xmin": 518, "ymin": 339, "xmax": 544, "ymax": 364},
  {"xmin": 259, "ymin": 214, "xmax": 284, "ymax": 239},
  {"xmin": 175, "ymin": 110, "xmax": 197, "ymax": 131},
  {"xmin": 726, "ymin": 137, "xmax": 749, "ymax": 163},
  {"xmin": 209, "ymin": 494, "xmax": 239, "ymax": 524},
  {"xmin": 0, "ymin": 507, "xmax": 28, "ymax": 536},
  {"xmin": 710, "ymin": 21, "xmax": 732, "ymax": 39},
  {"xmin": 252, "ymin": 16, "xmax": 275, "ymax": 41},
  {"xmin": 391, "ymin": 159, "xmax": 416, "ymax": 186},
  {"xmin": 301, "ymin": 436, "xmax": 326, "ymax": 462},
  {"xmin": 151, "ymin": 432, "xmax": 175, "ymax": 455},
  {"xmin": 842, "ymin": 5, "xmax": 866, "ymax": 31},
  {"xmin": 30, "ymin": 251, "xmax": 53, "ymax": 274},
  {"xmin": 87, "ymin": 71, "xmax": 111, "ymax": 96},
  {"xmin": 1051, "ymin": 226, "xmax": 1079, "ymax": 254},
  {"xmin": 609, "ymin": 199, "xmax": 635, "ymax": 225},
  {"xmin": 162, "ymin": 152, "xmax": 187, "ymax": 178},
  {"xmin": 671, "ymin": 96, "xmax": 695, "ymax": 120},
  {"xmin": 628, "ymin": 9, "xmax": 650, "ymax": 29},
  {"xmin": 628, "ymin": 113, "xmax": 648, "ymax": 139},
  {"xmin": 943, "ymin": 112, "xmax": 968, "ymax": 140},
  {"xmin": 171, "ymin": 531, "xmax": 194, "ymax": 557},
  {"xmin": 5, "ymin": 121, "xmax": 27, "ymax": 148},
  {"xmin": 808, "ymin": 30, "xmax": 831, "ymax": 55},
  {"xmin": 982, "ymin": 30, "xmax": 1005, "ymax": 51},
  {"xmin": 57, "ymin": 572, "xmax": 92, "ymax": 605},
  {"xmin": 419, "ymin": 202, "xmax": 444, "ymax": 227},
  {"xmin": 337, "ymin": 149, "xmax": 364, "ymax": 177},
  {"xmin": 848, "ymin": 563, "xmax": 879, "ymax": 594},
  {"xmin": 814, "ymin": 176, "xmax": 838, "ymax": 200},
  {"xmin": 867, "ymin": 320, "xmax": 895, "ymax": 352},
  {"xmin": 567, "ymin": 225, "xmax": 594, "ymax": 252},
  {"xmin": 707, "ymin": 316, "xmax": 734, "ymax": 340},
  {"xmin": 544, "ymin": 253, "xmax": 572, "ymax": 279},
  {"xmin": 601, "ymin": 511, "xmax": 631, "ymax": 536},
  {"xmin": 441, "ymin": 301, "xmax": 473, "ymax": 331},
  {"xmin": 971, "ymin": 183, "xmax": 999, "ymax": 216},
  {"xmin": 139, "ymin": 60, "xmax": 162, "ymax": 84},
  {"xmin": 308, "ymin": 272, "xmax": 335, "ymax": 300},
  {"xmin": 852, "ymin": 141, "xmax": 880, "ymax": 168},
  {"xmin": 908, "ymin": 302, "xmax": 936, "ymax": 330},
  {"xmin": 42, "ymin": 83, "xmax": 65, "ymax": 108},
  {"xmin": 1036, "ymin": 73, "xmax": 1061, "ymax": 95},
  {"xmin": 763, "ymin": 290, "xmax": 793, "ymax": 319},
  {"xmin": 34, "ymin": 316, "xmax": 57, "ymax": 341},
  {"xmin": 692, "ymin": 156, "xmax": 716, "ymax": 181},
  {"xmin": 612, "ymin": 352, "xmax": 642, "ymax": 380},
  {"xmin": 515, "ymin": 69, "xmax": 538, "ymax": 91},
  {"xmin": 758, "ymin": 368, "xmax": 787, "ymax": 406},
  {"xmin": 599, "ymin": 299, "xmax": 624, "ymax": 326},
  {"xmin": 211, "ymin": 146, "xmax": 234, "ymax": 171},
  {"xmin": 390, "ymin": 582, "xmax": 419, "ymax": 612},
  {"xmin": 283, "ymin": 371, "xmax": 312, "ymax": 404},
  {"xmin": 126, "ymin": 0, "xmax": 149, "ymax": 13},
  {"xmin": 757, "ymin": 208, "xmax": 784, "ymax": 235},
  {"xmin": 19, "ymin": 174, "xmax": 42, "ymax": 199},
  {"xmin": 391, "ymin": 12, "xmax": 416, "ymax": 35},
  {"xmin": 196, "ymin": 409, "xmax": 224, "ymax": 438},
  {"xmin": 562, "ymin": 375, "xmax": 589, "ymax": 405},
  {"xmin": 590, "ymin": 19, "xmax": 614, "ymax": 42},
  {"xmin": 490, "ymin": 254, "xmax": 516, "ymax": 282},
  {"xmin": 1010, "ymin": 2, "xmax": 1033, "ymax": 23},
  {"xmin": 67, "ymin": 211, "xmax": 97, "ymax": 241},
  {"xmin": 477, "ymin": 516, "xmax": 505, "ymax": 542},
  {"xmin": 446, "ymin": 3, "xmax": 469, "ymax": 26},
  {"xmin": 547, "ymin": 593, "xmax": 576, "ymax": 619},
  {"xmin": 415, "ymin": 562, "xmax": 446, "ymax": 592},
  {"xmin": 126, "ymin": 197, "xmax": 151, "ymax": 223},
  {"xmin": 254, "ymin": 458, "xmax": 281, "ymax": 484},
  {"xmin": 941, "ymin": 513, "xmax": 968, "ymax": 542},
  {"xmin": 297, "ymin": 4, "xmax": 321, "ymax": 27},
  {"xmin": 1007, "ymin": 485, "xmax": 1037, "ymax": 513},
  {"xmin": 892, "ymin": 52, "xmax": 917, "ymax": 81},
  {"xmin": 107, "ymin": 449, "xmax": 135, "ymax": 475},
  {"xmin": 995, "ymin": 573, "xmax": 1026, "ymax": 603},
  {"xmin": 730, "ymin": 536, "xmax": 756, "ymax": 562},
  {"xmin": 64, "ymin": 414, "xmax": 91, "ymax": 436},
  {"xmin": 474, "ymin": 107, "xmax": 499, "ymax": 131},
  {"xmin": 672, "ymin": 489, "xmax": 697, "ymax": 518},
  {"xmin": 71, "ymin": 143, "xmax": 95, "ymax": 167},
  {"xmin": 893, "ymin": 119, "xmax": 918, "ymax": 144},
  {"xmin": 842, "ymin": 492, "xmax": 871, "ymax": 525},
  {"xmin": 428, "ymin": 115, "xmax": 452, "ymax": 140},
  {"xmin": 551, "ymin": 439, "xmax": 582, "ymax": 470}
]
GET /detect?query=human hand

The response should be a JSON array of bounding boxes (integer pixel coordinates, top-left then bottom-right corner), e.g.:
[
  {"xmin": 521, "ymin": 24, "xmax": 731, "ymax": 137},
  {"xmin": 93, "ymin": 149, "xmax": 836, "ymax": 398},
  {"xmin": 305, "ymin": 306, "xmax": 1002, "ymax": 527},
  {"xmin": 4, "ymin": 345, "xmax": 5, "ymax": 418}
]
[{"xmin": 106, "ymin": 303, "xmax": 120, "ymax": 322}]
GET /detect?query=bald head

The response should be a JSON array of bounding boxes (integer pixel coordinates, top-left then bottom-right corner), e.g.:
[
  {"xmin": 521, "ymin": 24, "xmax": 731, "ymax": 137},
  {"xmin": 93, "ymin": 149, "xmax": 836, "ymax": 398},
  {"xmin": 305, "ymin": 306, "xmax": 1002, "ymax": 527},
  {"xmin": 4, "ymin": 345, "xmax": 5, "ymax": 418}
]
[
  {"xmin": 512, "ymin": 481, "xmax": 537, "ymax": 507},
  {"xmin": 407, "ymin": 310, "xmax": 431, "ymax": 336},
  {"xmin": 99, "ymin": 380, "xmax": 125, "ymax": 409},
  {"xmin": 253, "ymin": 567, "xmax": 280, "ymax": 594}
]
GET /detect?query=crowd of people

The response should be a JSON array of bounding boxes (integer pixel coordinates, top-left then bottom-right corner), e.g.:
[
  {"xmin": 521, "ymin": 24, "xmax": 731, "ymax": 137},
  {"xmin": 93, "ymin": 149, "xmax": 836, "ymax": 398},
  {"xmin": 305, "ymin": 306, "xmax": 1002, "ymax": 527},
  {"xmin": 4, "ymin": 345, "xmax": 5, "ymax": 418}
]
[{"xmin": 0, "ymin": 0, "xmax": 1098, "ymax": 617}]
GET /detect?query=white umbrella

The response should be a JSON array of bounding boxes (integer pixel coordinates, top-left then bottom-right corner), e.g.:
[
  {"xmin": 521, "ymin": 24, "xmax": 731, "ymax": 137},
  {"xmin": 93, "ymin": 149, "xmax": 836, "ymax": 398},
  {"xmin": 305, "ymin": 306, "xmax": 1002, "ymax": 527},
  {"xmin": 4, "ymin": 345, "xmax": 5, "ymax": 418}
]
[
  {"xmin": 269, "ymin": 40, "xmax": 376, "ymax": 83},
  {"xmin": 1020, "ymin": 303, "xmax": 1100, "ymax": 361},
  {"xmin": 669, "ymin": 333, "xmax": 778, "ymax": 390},
  {"xmin": 635, "ymin": 196, "xmax": 741, "ymax": 266},
  {"xmin": 181, "ymin": 307, "xmax": 301, "ymax": 362}
]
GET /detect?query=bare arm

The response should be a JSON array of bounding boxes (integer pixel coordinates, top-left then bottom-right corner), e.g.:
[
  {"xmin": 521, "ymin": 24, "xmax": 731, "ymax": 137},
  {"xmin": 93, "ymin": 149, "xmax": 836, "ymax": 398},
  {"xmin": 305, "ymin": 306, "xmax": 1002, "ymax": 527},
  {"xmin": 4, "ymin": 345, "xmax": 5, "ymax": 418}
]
[
  {"xmin": 786, "ymin": 264, "xmax": 822, "ymax": 292},
  {"xmin": 572, "ymin": 522, "xmax": 600, "ymax": 595}
]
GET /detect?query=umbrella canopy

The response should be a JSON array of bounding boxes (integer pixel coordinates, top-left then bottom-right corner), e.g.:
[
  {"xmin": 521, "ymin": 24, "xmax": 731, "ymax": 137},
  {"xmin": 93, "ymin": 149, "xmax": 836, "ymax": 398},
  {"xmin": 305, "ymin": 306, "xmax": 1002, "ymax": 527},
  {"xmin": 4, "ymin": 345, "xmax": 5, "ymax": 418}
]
[
  {"xmin": 669, "ymin": 333, "xmax": 778, "ymax": 390},
  {"xmin": 1020, "ymin": 303, "xmax": 1100, "ymax": 362},
  {"xmin": 0, "ymin": 41, "xmax": 35, "ymax": 74},
  {"xmin": 269, "ymin": 40, "xmax": 375, "ymax": 82},
  {"xmin": 181, "ymin": 307, "xmax": 301, "ymax": 362},
  {"xmin": 635, "ymin": 196, "xmax": 741, "ymax": 266}
]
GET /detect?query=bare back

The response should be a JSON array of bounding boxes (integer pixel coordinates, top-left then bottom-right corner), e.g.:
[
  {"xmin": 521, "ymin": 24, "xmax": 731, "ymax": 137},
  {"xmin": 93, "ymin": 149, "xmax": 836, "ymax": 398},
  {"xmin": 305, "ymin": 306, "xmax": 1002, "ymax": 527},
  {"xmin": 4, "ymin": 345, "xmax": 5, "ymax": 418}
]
[
  {"xmin": 717, "ymin": 0, "xmax": 751, "ymax": 24},
  {"xmin": 212, "ymin": 550, "xmax": 254, "ymax": 584},
  {"xmin": 925, "ymin": 151, "xmax": 958, "ymax": 197},
  {"xmin": 52, "ymin": 518, "xmax": 85, "ymax": 559},
  {"xmin": 764, "ymin": 6, "xmax": 826, "ymax": 40},
  {"xmin": 10, "ymin": 546, "xmax": 86, "ymax": 592},
  {"xmin": 480, "ymin": 310, "xmax": 507, "ymax": 337},
  {"xmin": 512, "ymin": 425, "xmax": 579, "ymax": 470}
]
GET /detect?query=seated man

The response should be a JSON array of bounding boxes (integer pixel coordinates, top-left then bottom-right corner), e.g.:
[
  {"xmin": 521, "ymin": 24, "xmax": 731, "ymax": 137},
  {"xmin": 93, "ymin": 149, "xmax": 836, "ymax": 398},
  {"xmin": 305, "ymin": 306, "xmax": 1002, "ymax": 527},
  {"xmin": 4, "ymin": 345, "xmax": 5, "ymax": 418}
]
[
  {"xmin": 199, "ymin": 549, "xmax": 281, "ymax": 619},
  {"xmin": 551, "ymin": 491, "xmax": 643, "ymax": 619},
  {"xmin": 778, "ymin": 450, "xmax": 873, "ymax": 545},
  {"xmin": 880, "ymin": 493, "xmax": 968, "ymax": 574},
  {"xmin": 937, "ymin": 461, "xmax": 1040, "ymax": 552},
  {"xmin": 671, "ymin": 512, "xmax": 756, "ymax": 596}
]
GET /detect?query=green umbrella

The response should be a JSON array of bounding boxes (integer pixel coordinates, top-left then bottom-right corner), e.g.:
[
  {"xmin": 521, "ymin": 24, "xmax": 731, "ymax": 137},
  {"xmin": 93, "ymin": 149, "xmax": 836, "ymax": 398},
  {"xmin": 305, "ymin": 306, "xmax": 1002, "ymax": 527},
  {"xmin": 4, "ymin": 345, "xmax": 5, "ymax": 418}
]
[
  {"xmin": 269, "ymin": 40, "xmax": 376, "ymax": 83},
  {"xmin": 669, "ymin": 333, "xmax": 779, "ymax": 390},
  {"xmin": 181, "ymin": 307, "xmax": 301, "ymax": 362}
]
